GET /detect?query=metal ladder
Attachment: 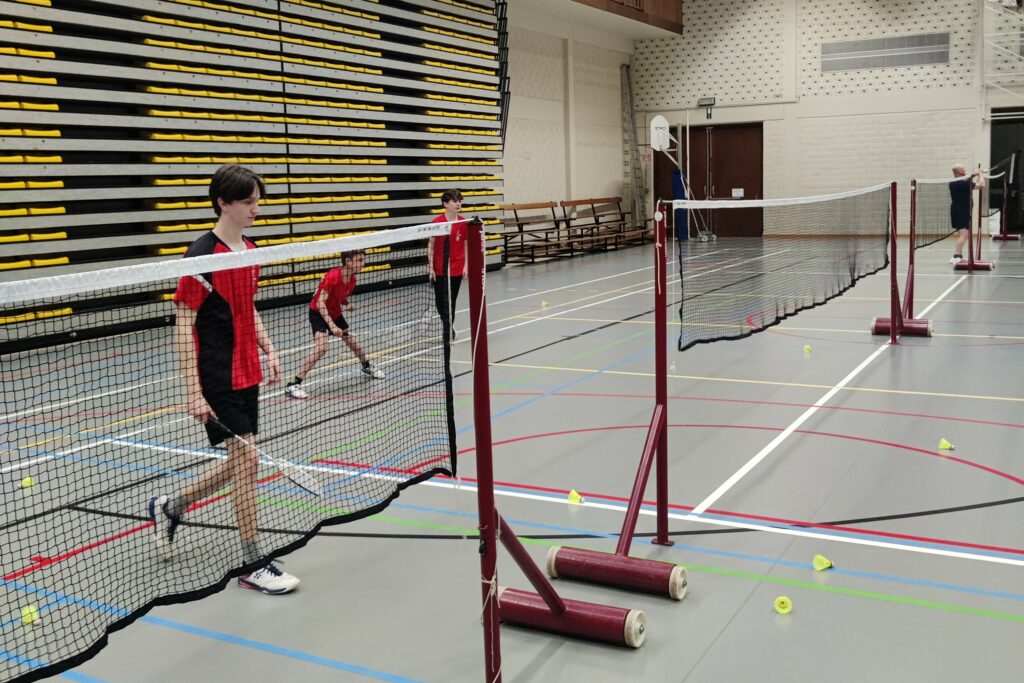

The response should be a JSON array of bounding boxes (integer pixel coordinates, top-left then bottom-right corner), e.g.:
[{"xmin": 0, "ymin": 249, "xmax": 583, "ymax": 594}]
[{"xmin": 620, "ymin": 63, "xmax": 647, "ymax": 227}]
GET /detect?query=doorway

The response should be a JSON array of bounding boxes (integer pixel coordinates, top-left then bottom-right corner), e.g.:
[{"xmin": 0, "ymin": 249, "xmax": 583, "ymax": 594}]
[{"xmin": 653, "ymin": 121, "xmax": 764, "ymax": 237}]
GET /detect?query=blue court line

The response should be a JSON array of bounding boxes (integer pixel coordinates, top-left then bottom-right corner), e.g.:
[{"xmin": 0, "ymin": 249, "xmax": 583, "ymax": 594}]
[
  {"xmin": 386, "ymin": 499, "xmax": 1024, "ymax": 604},
  {"xmin": 0, "ymin": 578, "xmax": 422, "ymax": 683},
  {"xmin": 141, "ymin": 616, "xmax": 423, "ymax": 682}
]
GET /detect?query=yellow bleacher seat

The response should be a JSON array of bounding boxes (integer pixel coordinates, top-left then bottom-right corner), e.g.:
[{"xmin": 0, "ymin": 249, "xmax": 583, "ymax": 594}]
[
  {"xmin": 28, "ymin": 206, "xmax": 65, "ymax": 215},
  {"xmin": 0, "ymin": 180, "xmax": 27, "ymax": 189},
  {"xmin": 0, "ymin": 208, "xmax": 28, "ymax": 217},
  {"xmin": 24, "ymin": 129, "xmax": 61, "ymax": 137},
  {"xmin": 0, "ymin": 234, "xmax": 29, "ymax": 243},
  {"xmin": 0, "ymin": 312, "xmax": 36, "ymax": 323},
  {"xmin": 36, "ymin": 307, "xmax": 72, "ymax": 319},
  {"xmin": 29, "ymin": 232, "xmax": 66, "ymax": 240},
  {"xmin": 155, "ymin": 246, "xmax": 187, "ymax": 255},
  {"xmin": 31, "ymin": 256, "xmax": 68, "ymax": 267}
]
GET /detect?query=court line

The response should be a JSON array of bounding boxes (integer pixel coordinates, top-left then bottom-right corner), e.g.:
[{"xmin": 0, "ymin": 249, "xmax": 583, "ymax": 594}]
[
  {"xmin": 690, "ymin": 273, "xmax": 969, "ymax": 516},
  {"xmin": 482, "ymin": 362, "xmax": 1024, "ymax": 403}
]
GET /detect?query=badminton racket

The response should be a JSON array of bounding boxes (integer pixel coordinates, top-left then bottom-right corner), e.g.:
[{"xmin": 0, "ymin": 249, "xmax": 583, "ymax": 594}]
[{"xmin": 209, "ymin": 417, "xmax": 326, "ymax": 497}]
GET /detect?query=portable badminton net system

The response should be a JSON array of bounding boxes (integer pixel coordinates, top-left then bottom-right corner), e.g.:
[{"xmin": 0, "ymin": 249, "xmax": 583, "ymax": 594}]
[
  {"xmin": 0, "ymin": 222, "xmax": 457, "ymax": 682},
  {"xmin": 873, "ymin": 172, "xmax": 1002, "ymax": 339}
]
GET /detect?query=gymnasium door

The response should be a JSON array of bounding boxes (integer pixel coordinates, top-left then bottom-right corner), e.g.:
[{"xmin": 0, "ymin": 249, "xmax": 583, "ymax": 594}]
[{"xmin": 654, "ymin": 122, "xmax": 764, "ymax": 237}]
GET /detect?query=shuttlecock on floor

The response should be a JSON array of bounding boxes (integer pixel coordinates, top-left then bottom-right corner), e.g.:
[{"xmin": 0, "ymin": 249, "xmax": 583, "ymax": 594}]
[
  {"xmin": 812, "ymin": 553, "xmax": 833, "ymax": 571},
  {"xmin": 567, "ymin": 489, "xmax": 585, "ymax": 504},
  {"xmin": 938, "ymin": 438, "xmax": 954, "ymax": 450}
]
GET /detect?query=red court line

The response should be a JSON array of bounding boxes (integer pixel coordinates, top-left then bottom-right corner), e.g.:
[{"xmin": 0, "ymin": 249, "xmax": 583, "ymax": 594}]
[
  {"xmin": 3, "ymin": 470, "xmax": 291, "ymax": 582},
  {"xmin": 461, "ymin": 390, "xmax": 1024, "ymax": 430},
  {"xmin": 433, "ymin": 423, "xmax": 1024, "ymax": 557}
]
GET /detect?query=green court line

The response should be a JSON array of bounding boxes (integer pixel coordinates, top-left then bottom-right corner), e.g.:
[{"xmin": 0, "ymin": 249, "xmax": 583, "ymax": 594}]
[{"xmin": 264, "ymin": 508, "xmax": 1024, "ymax": 625}]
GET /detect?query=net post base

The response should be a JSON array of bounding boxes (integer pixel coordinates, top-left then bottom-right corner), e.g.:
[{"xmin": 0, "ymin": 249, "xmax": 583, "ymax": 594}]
[
  {"xmin": 992, "ymin": 234, "xmax": 1020, "ymax": 241},
  {"xmin": 497, "ymin": 587, "xmax": 647, "ymax": 648},
  {"xmin": 954, "ymin": 261, "xmax": 995, "ymax": 271},
  {"xmin": 872, "ymin": 317, "xmax": 932, "ymax": 337},
  {"xmin": 547, "ymin": 546, "xmax": 687, "ymax": 600}
]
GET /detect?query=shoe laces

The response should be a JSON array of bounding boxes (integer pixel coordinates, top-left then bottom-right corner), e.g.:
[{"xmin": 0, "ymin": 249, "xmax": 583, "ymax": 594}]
[{"xmin": 262, "ymin": 561, "xmax": 285, "ymax": 577}]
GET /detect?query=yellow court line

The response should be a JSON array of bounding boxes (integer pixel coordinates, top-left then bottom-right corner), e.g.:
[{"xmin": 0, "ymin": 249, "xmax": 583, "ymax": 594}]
[
  {"xmin": 80, "ymin": 405, "xmax": 179, "ymax": 432},
  {"xmin": 489, "ymin": 362, "xmax": 1024, "ymax": 403},
  {"xmin": 512, "ymin": 314, "xmax": 1024, "ymax": 340}
]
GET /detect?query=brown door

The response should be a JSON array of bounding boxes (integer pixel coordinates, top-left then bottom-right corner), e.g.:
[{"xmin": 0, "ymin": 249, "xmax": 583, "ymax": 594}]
[
  {"xmin": 707, "ymin": 122, "xmax": 763, "ymax": 237},
  {"xmin": 653, "ymin": 122, "xmax": 764, "ymax": 237}
]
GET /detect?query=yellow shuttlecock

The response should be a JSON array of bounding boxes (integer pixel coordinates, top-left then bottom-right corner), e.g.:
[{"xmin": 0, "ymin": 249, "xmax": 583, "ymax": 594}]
[
  {"xmin": 938, "ymin": 438, "xmax": 954, "ymax": 450},
  {"xmin": 773, "ymin": 596, "xmax": 792, "ymax": 615},
  {"xmin": 20, "ymin": 476, "xmax": 34, "ymax": 490},
  {"xmin": 541, "ymin": 300, "xmax": 550, "ymax": 310},
  {"xmin": 567, "ymin": 489, "xmax": 585, "ymax": 504},
  {"xmin": 803, "ymin": 344, "xmax": 812, "ymax": 354},
  {"xmin": 812, "ymin": 553, "xmax": 833, "ymax": 571},
  {"xmin": 21, "ymin": 605, "xmax": 39, "ymax": 625}
]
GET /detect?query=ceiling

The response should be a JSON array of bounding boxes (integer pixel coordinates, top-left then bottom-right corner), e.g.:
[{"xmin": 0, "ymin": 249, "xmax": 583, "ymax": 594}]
[{"xmin": 508, "ymin": 0, "xmax": 679, "ymax": 41}]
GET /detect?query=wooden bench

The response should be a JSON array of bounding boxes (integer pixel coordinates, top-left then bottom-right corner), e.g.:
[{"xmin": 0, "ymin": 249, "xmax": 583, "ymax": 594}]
[
  {"xmin": 499, "ymin": 201, "xmax": 566, "ymax": 263},
  {"xmin": 560, "ymin": 196, "xmax": 652, "ymax": 251}
]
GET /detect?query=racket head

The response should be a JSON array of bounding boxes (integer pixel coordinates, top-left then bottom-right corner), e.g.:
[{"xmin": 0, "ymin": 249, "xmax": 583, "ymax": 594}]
[{"xmin": 283, "ymin": 465, "xmax": 326, "ymax": 497}]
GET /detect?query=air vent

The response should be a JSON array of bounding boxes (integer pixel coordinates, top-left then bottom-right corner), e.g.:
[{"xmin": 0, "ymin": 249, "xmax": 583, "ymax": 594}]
[{"xmin": 821, "ymin": 33, "xmax": 949, "ymax": 72}]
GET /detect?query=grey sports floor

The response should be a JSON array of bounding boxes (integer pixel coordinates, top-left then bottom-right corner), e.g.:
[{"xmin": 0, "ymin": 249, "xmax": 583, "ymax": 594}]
[{"xmin": 50, "ymin": 235, "xmax": 1024, "ymax": 681}]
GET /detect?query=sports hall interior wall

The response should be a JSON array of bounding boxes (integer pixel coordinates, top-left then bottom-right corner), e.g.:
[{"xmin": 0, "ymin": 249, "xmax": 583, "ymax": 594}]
[
  {"xmin": 633, "ymin": 0, "xmax": 987, "ymax": 233},
  {"xmin": 502, "ymin": 0, "xmax": 632, "ymax": 206}
]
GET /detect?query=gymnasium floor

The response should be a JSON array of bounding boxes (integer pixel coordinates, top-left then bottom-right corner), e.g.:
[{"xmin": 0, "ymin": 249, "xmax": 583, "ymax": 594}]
[{"xmin": 54, "ymin": 234, "xmax": 1024, "ymax": 682}]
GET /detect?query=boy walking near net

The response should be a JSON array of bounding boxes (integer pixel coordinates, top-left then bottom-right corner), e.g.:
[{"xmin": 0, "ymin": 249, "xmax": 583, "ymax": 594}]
[
  {"xmin": 285, "ymin": 249, "xmax": 384, "ymax": 400},
  {"xmin": 148, "ymin": 164, "xmax": 300, "ymax": 595},
  {"xmin": 428, "ymin": 189, "xmax": 468, "ymax": 340}
]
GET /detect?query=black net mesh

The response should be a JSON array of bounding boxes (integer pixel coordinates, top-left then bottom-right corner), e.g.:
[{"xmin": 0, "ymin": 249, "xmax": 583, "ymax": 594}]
[
  {"xmin": 914, "ymin": 179, "xmax": 961, "ymax": 250},
  {"xmin": 0, "ymin": 224, "xmax": 455, "ymax": 681},
  {"xmin": 674, "ymin": 184, "xmax": 892, "ymax": 351}
]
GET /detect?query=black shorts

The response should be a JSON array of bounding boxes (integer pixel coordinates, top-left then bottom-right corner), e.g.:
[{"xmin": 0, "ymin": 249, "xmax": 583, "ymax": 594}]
[
  {"xmin": 309, "ymin": 309, "xmax": 349, "ymax": 336},
  {"xmin": 203, "ymin": 385, "xmax": 259, "ymax": 446}
]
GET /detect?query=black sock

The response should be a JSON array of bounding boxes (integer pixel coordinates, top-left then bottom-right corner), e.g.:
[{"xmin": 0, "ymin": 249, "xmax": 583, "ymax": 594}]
[
  {"xmin": 361, "ymin": 360, "xmax": 370, "ymax": 368},
  {"xmin": 288, "ymin": 376, "xmax": 302, "ymax": 386}
]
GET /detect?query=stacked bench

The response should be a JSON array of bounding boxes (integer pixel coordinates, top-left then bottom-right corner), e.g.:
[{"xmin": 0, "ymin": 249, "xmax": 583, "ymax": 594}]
[{"xmin": 500, "ymin": 196, "xmax": 651, "ymax": 264}]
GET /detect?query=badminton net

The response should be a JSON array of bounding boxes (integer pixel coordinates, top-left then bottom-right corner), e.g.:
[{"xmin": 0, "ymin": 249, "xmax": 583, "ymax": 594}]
[
  {"xmin": 0, "ymin": 221, "xmax": 455, "ymax": 681},
  {"xmin": 669, "ymin": 183, "xmax": 892, "ymax": 350}
]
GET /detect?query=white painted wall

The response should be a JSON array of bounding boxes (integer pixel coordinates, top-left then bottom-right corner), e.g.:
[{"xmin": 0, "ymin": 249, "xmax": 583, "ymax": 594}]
[
  {"xmin": 503, "ymin": 3, "xmax": 633, "ymax": 205},
  {"xmin": 630, "ymin": 0, "xmax": 988, "ymax": 231}
]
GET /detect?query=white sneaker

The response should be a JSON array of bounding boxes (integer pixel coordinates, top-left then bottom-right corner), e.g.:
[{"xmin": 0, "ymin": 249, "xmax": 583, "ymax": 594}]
[
  {"xmin": 284, "ymin": 383, "xmax": 308, "ymax": 399},
  {"xmin": 361, "ymin": 363, "xmax": 385, "ymax": 379},
  {"xmin": 238, "ymin": 562, "xmax": 300, "ymax": 594},
  {"xmin": 146, "ymin": 495, "xmax": 180, "ymax": 562},
  {"xmin": 951, "ymin": 255, "xmax": 962, "ymax": 264}
]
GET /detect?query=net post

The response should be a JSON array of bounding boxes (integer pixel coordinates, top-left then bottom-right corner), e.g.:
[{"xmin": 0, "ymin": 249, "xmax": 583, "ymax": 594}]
[
  {"xmin": 653, "ymin": 208, "xmax": 671, "ymax": 547},
  {"xmin": 889, "ymin": 181, "xmax": 900, "ymax": 345},
  {"xmin": 993, "ymin": 173, "xmax": 1019, "ymax": 241},
  {"xmin": 956, "ymin": 181, "xmax": 994, "ymax": 271},
  {"xmin": 541, "ymin": 207, "xmax": 686, "ymax": 602},
  {"xmin": 904, "ymin": 180, "xmax": 917, "ymax": 320},
  {"xmin": 466, "ymin": 217, "xmax": 503, "ymax": 683}
]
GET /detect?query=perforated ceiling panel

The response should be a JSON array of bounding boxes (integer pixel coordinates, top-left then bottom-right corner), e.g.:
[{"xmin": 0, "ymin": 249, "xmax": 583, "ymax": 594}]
[
  {"xmin": 800, "ymin": 0, "xmax": 975, "ymax": 96},
  {"xmin": 633, "ymin": 0, "xmax": 786, "ymax": 110}
]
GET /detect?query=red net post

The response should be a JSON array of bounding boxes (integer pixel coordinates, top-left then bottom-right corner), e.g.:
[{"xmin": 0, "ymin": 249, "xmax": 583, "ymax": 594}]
[
  {"xmin": 992, "ymin": 173, "xmax": 1019, "ymax": 241},
  {"xmin": 541, "ymin": 207, "xmax": 687, "ymax": 601},
  {"xmin": 956, "ymin": 180, "xmax": 994, "ymax": 271},
  {"xmin": 466, "ymin": 218, "xmax": 502, "ymax": 683}
]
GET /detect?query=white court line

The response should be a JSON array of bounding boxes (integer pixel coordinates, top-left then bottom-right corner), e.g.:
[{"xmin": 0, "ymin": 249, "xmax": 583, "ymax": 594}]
[
  {"xmin": 690, "ymin": 271, "xmax": 970, "ymax": 516},
  {"xmin": 431, "ymin": 480, "xmax": 1024, "ymax": 568}
]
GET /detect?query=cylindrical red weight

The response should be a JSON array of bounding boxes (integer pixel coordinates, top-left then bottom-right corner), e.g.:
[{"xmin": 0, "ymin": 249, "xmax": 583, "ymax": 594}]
[
  {"xmin": 901, "ymin": 318, "xmax": 933, "ymax": 337},
  {"xmin": 870, "ymin": 317, "xmax": 892, "ymax": 336},
  {"xmin": 547, "ymin": 546, "xmax": 687, "ymax": 601},
  {"xmin": 497, "ymin": 587, "xmax": 646, "ymax": 648}
]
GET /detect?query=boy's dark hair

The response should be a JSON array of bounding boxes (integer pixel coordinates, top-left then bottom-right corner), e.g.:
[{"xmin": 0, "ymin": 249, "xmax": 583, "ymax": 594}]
[
  {"xmin": 341, "ymin": 249, "xmax": 365, "ymax": 265},
  {"xmin": 209, "ymin": 164, "xmax": 267, "ymax": 216},
  {"xmin": 441, "ymin": 188, "xmax": 463, "ymax": 205}
]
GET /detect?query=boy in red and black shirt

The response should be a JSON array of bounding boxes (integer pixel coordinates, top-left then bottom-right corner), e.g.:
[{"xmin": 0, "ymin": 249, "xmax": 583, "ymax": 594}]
[
  {"xmin": 147, "ymin": 164, "xmax": 300, "ymax": 595},
  {"xmin": 427, "ymin": 188, "xmax": 467, "ymax": 340},
  {"xmin": 285, "ymin": 249, "xmax": 384, "ymax": 400}
]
